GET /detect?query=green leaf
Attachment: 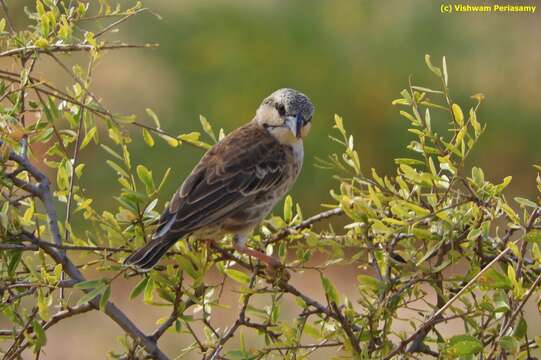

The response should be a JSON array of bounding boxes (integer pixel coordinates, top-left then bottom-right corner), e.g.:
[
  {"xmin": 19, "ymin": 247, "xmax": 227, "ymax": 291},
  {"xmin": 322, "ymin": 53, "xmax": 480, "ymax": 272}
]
[
  {"xmin": 142, "ymin": 128, "xmax": 155, "ymax": 147},
  {"xmin": 283, "ymin": 195, "xmax": 293, "ymax": 223},
  {"xmin": 500, "ymin": 336, "xmax": 519, "ymax": 354},
  {"xmin": 526, "ymin": 230, "xmax": 541, "ymax": 245},
  {"xmin": 399, "ymin": 110, "xmax": 419, "ymax": 125},
  {"xmin": 177, "ymin": 256, "xmax": 198, "ymax": 279},
  {"xmin": 470, "ymin": 108, "xmax": 481, "ymax": 136},
  {"xmin": 80, "ymin": 126, "xmax": 96, "ymax": 149},
  {"xmin": 532, "ymin": 243, "xmax": 541, "ymax": 262},
  {"xmin": 113, "ymin": 114, "xmax": 136, "ymax": 124},
  {"xmin": 320, "ymin": 275, "xmax": 339, "ymax": 304},
  {"xmin": 411, "ymin": 85, "xmax": 444, "ymax": 94},
  {"xmin": 146, "ymin": 108, "xmax": 160, "ymax": 128},
  {"xmin": 22, "ymin": 205, "xmax": 34, "ymax": 225},
  {"xmin": 512, "ymin": 317, "xmax": 527, "ymax": 338},
  {"xmin": 7, "ymin": 251, "xmax": 22, "ymax": 276},
  {"xmin": 507, "ymin": 265, "xmax": 517, "ymax": 285},
  {"xmin": 74, "ymin": 279, "xmax": 102, "ymax": 290},
  {"xmin": 507, "ymin": 242, "xmax": 521, "ymax": 259},
  {"xmin": 357, "ymin": 274, "xmax": 382, "ymax": 294},
  {"xmin": 157, "ymin": 133, "xmax": 180, "ymax": 147},
  {"xmin": 56, "ymin": 160, "xmax": 69, "ymax": 190},
  {"xmin": 446, "ymin": 335, "xmax": 482, "ymax": 357},
  {"xmin": 76, "ymin": 282, "xmax": 107, "ymax": 306},
  {"xmin": 493, "ymin": 291, "xmax": 510, "ymax": 313},
  {"xmin": 99, "ymin": 285, "xmax": 111, "ymax": 312},
  {"xmin": 101, "ymin": 144, "xmax": 123, "ymax": 160},
  {"xmin": 75, "ymin": 163, "xmax": 85, "ymax": 178},
  {"xmin": 514, "ymin": 197, "xmax": 538, "ymax": 208},
  {"xmin": 178, "ymin": 131, "xmax": 202, "ymax": 145},
  {"xmin": 424, "ymin": 54, "xmax": 442, "ymax": 77},
  {"xmin": 106, "ymin": 160, "xmax": 129, "ymax": 179},
  {"xmin": 442, "ymin": 56, "xmax": 449, "ymax": 86},
  {"xmin": 136, "ymin": 165, "xmax": 155, "ymax": 193},
  {"xmin": 144, "ymin": 277, "xmax": 155, "ymax": 304},
  {"xmin": 199, "ymin": 114, "xmax": 217, "ymax": 143},
  {"xmin": 471, "ymin": 167, "xmax": 484, "ymax": 187},
  {"xmin": 479, "ymin": 268, "xmax": 512, "ymax": 290},
  {"xmin": 32, "ymin": 320, "xmax": 47, "ymax": 347},
  {"xmin": 37, "ymin": 289, "xmax": 50, "ymax": 321},
  {"xmin": 224, "ymin": 269, "xmax": 250, "ymax": 285},
  {"xmin": 129, "ymin": 277, "xmax": 149, "ymax": 300},
  {"xmin": 451, "ymin": 103, "xmax": 464, "ymax": 126}
]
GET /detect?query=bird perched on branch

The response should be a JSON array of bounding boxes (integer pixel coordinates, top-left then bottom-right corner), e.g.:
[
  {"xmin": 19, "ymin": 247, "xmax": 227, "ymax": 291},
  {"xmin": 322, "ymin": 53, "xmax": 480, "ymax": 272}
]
[{"xmin": 124, "ymin": 88, "xmax": 314, "ymax": 271}]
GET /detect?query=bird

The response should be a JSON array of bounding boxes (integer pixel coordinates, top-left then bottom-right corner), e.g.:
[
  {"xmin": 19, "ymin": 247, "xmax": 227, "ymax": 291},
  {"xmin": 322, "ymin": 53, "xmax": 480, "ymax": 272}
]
[{"xmin": 123, "ymin": 88, "xmax": 314, "ymax": 271}]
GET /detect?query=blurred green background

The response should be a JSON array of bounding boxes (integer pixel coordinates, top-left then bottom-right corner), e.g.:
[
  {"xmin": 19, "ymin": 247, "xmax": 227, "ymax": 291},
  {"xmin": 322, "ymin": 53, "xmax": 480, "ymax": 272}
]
[
  {"xmin": 5, "ymin": 0, "xmax": 541, "ymax": 358},
  {"xmin": 78, "ymin": 0, "xmax": 541, "ymax": 217}
]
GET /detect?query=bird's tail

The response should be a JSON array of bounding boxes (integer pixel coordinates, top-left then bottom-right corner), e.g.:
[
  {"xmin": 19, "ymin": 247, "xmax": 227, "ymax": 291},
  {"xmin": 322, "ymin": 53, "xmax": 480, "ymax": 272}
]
[{"xmin": 123, "ymin": 237, "xmax": 176, "ymax": 271}]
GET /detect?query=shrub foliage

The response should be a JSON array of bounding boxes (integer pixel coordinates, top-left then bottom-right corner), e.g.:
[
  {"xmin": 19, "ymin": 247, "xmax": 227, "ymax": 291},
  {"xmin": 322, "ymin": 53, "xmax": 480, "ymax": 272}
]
[{"xmin": 1, "ymin": 2, "xmax": 540, "ymax": 359}]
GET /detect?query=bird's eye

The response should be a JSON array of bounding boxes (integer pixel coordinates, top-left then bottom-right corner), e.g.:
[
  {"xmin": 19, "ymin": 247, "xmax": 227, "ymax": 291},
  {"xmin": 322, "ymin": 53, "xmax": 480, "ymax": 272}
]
[{"xmin": 275, "ymin": 103, "xmax": 286, "ymax": 116}]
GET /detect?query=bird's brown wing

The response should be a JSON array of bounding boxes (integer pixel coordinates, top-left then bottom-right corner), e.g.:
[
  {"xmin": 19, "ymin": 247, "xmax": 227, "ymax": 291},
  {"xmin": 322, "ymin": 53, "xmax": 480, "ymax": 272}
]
[{"xmin": 153, "ymin": 122, "xmax": 288, "ymax": 241}]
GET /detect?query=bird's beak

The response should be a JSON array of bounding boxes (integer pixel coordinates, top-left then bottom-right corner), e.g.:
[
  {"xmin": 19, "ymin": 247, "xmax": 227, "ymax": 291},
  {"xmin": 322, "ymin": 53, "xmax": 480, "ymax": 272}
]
[
  {"xmin": 295, "ymin": 113, "xmax": 303, "ymax": 139},
  {"xmin": 284, "ymin": 114, "xmax": 303, "ymax": 139}
]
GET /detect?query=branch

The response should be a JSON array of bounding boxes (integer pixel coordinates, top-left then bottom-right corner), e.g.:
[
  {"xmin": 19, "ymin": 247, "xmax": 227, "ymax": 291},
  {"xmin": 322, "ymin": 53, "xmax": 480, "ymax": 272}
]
[
  {"xmin": 383, "ymin": 238, "xmax": 521, "ymax": 359},
  {"xmin": 486, "ymin": 271, "xmax": 541, "ymax": 359},
  {"xmin": 7, "ymin": 148, "xmax": 63, "ymax": 249},
  {"xmin": 94, "ymin": 8, "xmax": 149, "ymax": 38},
  {"xmin": 269, "ymin": 207, "xmax": 344, "ymax": 244},
  {"xmin": 4, "ymin": 146, "xmax": 168, "ymax": 359},
  {"xmin": 21, "ymin": 232, "xmax": 168, "ymax": 360},
  {"xmin": 1, "ymin": 237, "xmax": 132, "ymax": 252},
  {"xmin": 206, "ymin": 273, "xmax": 258, "ymax": 360},
  {"xmin": 4, "ymin": 304, "xmax": 94, "ymax": 360},
  {"xmin": 0, "ymin": 43, "xmax": 159, "ymax": 58},
  {"xmin": 149, "ymin": 275, "xmax": 192, "ymax": 342},
  {"xmin": 0, "ymin": 70, "xmax": 208, "ymax": 151}
]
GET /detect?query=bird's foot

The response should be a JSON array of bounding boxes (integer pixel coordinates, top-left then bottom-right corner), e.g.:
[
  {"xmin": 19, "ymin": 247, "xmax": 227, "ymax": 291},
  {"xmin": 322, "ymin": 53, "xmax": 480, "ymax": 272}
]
[
  {"xmin": 233, "ymin": 244, "xmax": 290, "ymax": 283},
  {"xmin": 265, "ymin": 261, "xmax": 290, "ymax": 284}
]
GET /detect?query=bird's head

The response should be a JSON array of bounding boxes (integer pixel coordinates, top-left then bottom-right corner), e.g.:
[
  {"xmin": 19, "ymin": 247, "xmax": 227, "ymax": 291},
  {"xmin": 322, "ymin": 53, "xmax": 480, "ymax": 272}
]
[{"xmin": 255, "ymin": 88, "xmax": 314, "ymax": 145}]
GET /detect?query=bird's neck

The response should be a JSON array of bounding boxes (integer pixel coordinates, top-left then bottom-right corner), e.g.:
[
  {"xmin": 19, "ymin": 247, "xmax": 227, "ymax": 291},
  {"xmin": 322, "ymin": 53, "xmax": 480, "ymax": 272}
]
[{"xmin": 289, "ymin": 140, "xmax": 304, "ymax": 163}]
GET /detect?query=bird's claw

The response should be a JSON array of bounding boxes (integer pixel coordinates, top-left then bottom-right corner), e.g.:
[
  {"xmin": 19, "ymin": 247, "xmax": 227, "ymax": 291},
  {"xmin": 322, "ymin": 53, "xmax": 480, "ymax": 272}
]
[{"xmin": 265, "ymin": 260, "xmax": 290, "ymax": 283}]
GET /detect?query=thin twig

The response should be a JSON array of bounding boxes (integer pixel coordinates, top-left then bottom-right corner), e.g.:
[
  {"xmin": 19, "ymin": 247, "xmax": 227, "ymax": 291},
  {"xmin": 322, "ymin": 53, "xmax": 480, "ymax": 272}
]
[
  {"xmin": 383, "ymin": 238, "xmax": 522, "ymax": 359},
  {"xmin": 59, "ymin": 52, "xmax": 96, "ymax": 303},
  {"xmin": 94, "ymin": 8, "xmax": 148, "ymax": 38},
  {"xmin": 0, "ymin": 43, "xmax": 159, "ymax": 58},
  {"xmin": 269, "ymin": 207, "xmax": 344, "ymax": 244}
]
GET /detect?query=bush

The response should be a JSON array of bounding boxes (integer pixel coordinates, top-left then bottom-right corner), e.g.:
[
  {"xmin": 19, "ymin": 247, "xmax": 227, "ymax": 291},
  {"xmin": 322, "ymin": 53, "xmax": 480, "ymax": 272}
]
[{"xmin": 1, "ymin": 2, "xmax": 540, "ymax": 359}]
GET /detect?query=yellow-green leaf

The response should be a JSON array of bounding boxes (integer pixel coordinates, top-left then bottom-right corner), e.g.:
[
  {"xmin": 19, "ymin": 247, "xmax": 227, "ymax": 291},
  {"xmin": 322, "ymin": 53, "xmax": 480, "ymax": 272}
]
[
  {"xmin": 80, "ymin": 126, "xmax": 97, "ymax": 149},
  {"xmin": 136, "ymin": 165, "xmax": 155, "ymax": 193},
  {"xmin": 224, "ymin": 268, "xmax": 250, "ymax": 284},
  {"xmin": 452, "ymin": 103, "xmax": 464, "ymax": 126},
  {"xmin": 142, "ymin": 128, "xmax": 155, "ymax": 147}
]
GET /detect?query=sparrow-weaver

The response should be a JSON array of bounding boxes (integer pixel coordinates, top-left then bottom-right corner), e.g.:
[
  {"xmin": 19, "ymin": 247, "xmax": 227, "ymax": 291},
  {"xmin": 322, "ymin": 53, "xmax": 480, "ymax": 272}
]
[{"xmin": 124, "ymin": 88, "xmax": 314, "ymax": 270}]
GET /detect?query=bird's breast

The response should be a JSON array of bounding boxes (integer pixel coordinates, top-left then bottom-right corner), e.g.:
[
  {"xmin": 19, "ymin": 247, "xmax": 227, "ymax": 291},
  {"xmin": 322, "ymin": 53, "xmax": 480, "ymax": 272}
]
[{"xmin": 288, "ymin": 141, "xmax": 304, "ymax": 182}]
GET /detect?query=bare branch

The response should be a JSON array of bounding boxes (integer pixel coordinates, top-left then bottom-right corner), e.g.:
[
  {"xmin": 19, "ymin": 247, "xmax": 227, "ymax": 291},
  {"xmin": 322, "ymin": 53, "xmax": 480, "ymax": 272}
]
[
  {"xmin": 94, "ymin": 8, "xmax": 149, "ymax": 38},
  {"xmin": 0, "ymin": 43, "xmax": 159, "ymax": 58},
  {"xmin": 269, "ymin": 207, "xmax": 344, "ymax": 244}
]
